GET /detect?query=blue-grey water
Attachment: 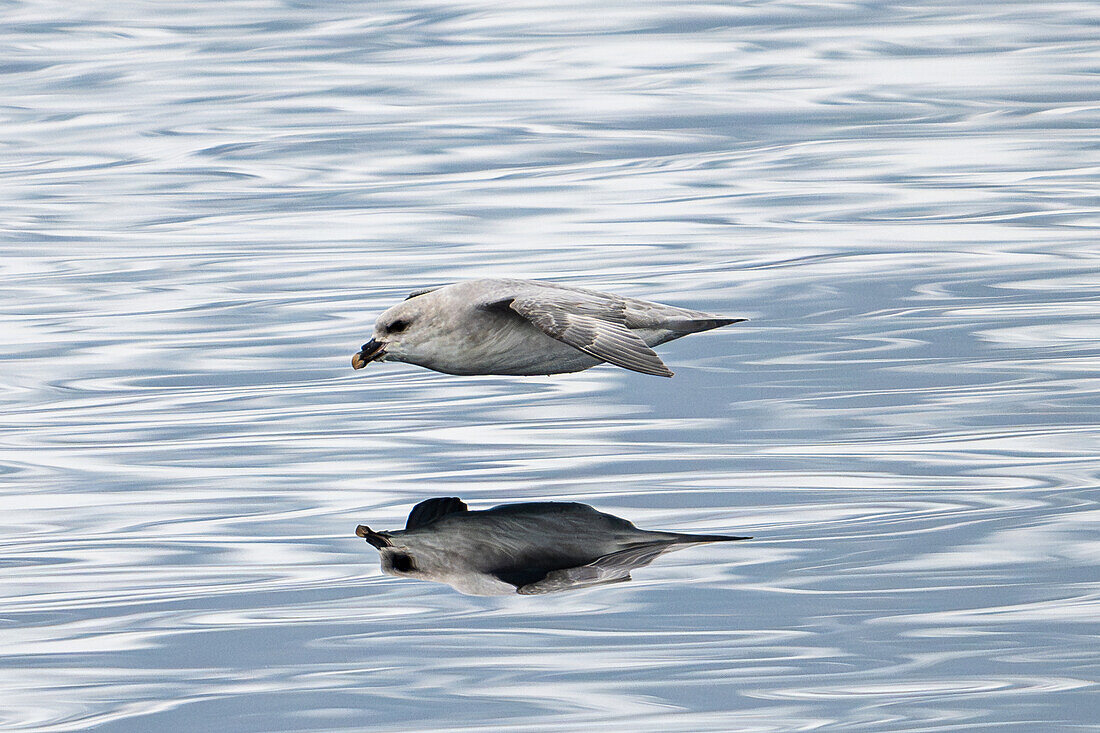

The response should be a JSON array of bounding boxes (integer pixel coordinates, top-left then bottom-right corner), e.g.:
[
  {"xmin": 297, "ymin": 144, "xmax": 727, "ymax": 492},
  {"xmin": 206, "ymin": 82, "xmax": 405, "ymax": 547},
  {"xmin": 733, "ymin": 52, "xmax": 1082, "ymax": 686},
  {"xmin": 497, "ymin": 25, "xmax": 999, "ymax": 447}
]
[{"xmin": 3, "ymin": 1, "xmax": 1099, "ymax": 730}]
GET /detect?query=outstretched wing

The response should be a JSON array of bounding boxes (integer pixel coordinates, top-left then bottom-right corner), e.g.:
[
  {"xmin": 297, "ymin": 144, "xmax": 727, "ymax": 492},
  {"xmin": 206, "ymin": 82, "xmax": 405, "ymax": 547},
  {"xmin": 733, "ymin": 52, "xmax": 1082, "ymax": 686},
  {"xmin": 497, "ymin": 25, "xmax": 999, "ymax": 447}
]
[{"xmin": 487, "ymin": 295, "xmax": 673, "ymax": 377}]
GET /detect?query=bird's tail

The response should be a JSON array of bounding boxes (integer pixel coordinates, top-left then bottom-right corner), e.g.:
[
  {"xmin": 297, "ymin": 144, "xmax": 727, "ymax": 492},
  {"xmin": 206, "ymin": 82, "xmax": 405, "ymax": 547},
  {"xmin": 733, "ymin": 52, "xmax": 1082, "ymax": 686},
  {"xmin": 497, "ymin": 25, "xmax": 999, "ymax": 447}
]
[{"xmin": 667, "ymin": 317, "xmax": 746, "ymax": 334}]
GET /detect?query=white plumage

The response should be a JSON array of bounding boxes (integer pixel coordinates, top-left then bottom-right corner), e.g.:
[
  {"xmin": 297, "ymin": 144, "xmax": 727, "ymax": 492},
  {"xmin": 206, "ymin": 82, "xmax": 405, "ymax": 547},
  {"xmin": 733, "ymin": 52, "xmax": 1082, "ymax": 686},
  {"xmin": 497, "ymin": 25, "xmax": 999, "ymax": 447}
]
[{"xmin": 352, "ymin": 278, "xmax": 744, "ymax": 377}]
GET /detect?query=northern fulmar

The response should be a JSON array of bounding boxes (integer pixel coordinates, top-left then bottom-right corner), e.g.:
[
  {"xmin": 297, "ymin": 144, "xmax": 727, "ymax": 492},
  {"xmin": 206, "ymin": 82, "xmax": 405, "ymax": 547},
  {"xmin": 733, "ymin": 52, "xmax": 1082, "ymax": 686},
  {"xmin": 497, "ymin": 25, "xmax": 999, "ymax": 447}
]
[{"xmin": 351, "ymin": 278, "xmax": 745, "ymax": 377}]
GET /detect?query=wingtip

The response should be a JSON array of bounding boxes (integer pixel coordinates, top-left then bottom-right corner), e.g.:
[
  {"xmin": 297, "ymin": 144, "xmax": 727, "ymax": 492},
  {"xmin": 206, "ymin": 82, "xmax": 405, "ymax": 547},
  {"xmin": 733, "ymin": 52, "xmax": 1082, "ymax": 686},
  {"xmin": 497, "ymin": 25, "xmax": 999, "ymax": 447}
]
[{"xmin": 649, "ymin": 357, "xmax": 674, "ymax": 378}]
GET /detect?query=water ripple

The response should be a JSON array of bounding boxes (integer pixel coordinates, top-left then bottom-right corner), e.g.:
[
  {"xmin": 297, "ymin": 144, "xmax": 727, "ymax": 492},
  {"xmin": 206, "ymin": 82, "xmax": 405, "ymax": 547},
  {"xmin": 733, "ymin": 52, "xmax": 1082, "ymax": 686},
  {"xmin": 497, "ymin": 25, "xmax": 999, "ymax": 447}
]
[{"xmin": 3, "ymin": 0, "xmax": 1099, "ymax": 730}]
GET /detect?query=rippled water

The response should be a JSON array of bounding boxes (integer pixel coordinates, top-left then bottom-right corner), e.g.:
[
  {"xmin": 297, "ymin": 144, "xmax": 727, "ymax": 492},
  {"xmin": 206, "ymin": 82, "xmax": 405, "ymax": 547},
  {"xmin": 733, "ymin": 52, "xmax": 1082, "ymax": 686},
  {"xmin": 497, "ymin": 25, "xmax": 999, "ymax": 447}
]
[{"xmin": 3, "ymin": 0, "xmax": 1099, "ymax": 730}]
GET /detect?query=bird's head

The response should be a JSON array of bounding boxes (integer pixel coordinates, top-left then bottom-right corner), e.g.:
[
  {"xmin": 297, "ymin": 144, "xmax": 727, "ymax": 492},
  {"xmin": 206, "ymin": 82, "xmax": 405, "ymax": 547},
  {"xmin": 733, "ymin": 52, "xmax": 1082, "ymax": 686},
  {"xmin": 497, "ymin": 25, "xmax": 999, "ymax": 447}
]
[{"xmin": 351, "ymin": 297, "xmax": 433, "ymax": 369}]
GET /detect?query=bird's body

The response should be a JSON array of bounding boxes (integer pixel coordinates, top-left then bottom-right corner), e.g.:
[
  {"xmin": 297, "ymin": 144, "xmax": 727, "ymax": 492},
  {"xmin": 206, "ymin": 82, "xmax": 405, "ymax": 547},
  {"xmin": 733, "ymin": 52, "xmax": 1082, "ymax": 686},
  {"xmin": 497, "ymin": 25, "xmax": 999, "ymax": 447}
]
[
  {"xmin": 352, "ymin": 278, "xmax": 744, "ymax": 377},
  {"xmin": 356, "ymin": 497, "xmax": 750, "ymax": 595}
]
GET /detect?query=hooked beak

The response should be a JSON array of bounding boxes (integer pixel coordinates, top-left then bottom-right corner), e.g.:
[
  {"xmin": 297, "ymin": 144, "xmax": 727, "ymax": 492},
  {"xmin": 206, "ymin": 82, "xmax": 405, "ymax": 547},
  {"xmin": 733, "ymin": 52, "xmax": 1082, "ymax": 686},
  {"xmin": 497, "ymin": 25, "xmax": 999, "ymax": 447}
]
[
  {"xmin": 356, "ymin": 524, "xmax": 393, "ymax": 550},
  {"xmin": 352, "ymin": 339, "xmax": 387, "ymax": 370}
]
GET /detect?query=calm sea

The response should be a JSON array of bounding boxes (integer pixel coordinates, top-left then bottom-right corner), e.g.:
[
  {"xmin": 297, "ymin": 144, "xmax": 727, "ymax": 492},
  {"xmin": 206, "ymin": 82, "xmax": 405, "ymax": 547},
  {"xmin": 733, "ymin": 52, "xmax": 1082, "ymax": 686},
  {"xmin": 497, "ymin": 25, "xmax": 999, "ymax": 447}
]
[{"xmin": 2, "ymin": 1, "xmax": 1098, "ymax": 730}]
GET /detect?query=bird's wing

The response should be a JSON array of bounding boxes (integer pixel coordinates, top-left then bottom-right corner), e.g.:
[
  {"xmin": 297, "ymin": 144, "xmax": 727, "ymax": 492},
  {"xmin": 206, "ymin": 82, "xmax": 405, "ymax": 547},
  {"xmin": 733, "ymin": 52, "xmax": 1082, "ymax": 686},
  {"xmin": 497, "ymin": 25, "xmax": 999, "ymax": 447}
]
[
  {"xmin": 485, "ymin": 294, "xmax": 673, "ymax": 377},
  {"xmin": 512, "ymin": 542, "xmax": 680, "ymax": 595}
]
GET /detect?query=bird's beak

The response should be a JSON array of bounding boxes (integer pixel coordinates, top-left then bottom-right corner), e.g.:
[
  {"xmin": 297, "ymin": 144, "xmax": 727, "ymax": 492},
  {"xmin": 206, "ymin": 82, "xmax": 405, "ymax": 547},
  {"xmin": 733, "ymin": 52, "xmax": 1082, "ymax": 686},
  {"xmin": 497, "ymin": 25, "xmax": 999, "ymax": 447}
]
[
  {"xmin": 356, "ymin": 525, "xmax": 393, "ymax": 549},
  {"xmin": 352, "ymin": 339, "xmax": 386, "ymax": 370}
]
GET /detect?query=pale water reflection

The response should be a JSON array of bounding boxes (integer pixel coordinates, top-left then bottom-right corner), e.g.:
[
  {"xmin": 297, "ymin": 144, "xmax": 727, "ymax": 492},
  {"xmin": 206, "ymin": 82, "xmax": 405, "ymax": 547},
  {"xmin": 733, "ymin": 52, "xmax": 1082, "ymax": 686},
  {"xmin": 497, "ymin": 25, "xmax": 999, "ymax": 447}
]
[{"xmin": 2, "ymin": 0, "xmax": 1099, "ymax": 730}]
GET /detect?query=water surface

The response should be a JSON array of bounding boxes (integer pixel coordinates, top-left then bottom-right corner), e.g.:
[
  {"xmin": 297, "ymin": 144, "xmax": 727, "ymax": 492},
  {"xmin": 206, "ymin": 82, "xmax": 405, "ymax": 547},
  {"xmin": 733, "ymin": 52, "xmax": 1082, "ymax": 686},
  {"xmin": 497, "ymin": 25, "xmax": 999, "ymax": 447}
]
[{"xmin": 2, "ymin": 0, "xmax": 1099, "ymax": 730}]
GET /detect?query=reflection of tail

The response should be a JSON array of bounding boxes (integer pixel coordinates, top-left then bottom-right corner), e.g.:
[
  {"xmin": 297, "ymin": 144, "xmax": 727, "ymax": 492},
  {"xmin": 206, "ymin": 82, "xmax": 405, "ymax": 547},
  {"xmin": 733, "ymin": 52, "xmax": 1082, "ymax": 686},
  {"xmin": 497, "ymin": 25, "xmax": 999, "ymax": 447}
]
[{"xmin": 663, "ymin": 532, "xmax": 752, "ymax": 544}]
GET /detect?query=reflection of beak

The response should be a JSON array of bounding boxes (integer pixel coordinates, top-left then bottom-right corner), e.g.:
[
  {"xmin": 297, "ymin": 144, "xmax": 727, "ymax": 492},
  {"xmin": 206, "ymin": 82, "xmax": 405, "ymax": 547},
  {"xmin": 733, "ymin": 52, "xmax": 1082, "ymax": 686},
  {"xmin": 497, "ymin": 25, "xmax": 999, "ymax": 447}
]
[
  {"xmin": 352, "ymin": 339, "xmax": 386, "ymax": 370},
  {"xmin": 356, "ymin": 525, "xmax": 392, "ymax": 549}
]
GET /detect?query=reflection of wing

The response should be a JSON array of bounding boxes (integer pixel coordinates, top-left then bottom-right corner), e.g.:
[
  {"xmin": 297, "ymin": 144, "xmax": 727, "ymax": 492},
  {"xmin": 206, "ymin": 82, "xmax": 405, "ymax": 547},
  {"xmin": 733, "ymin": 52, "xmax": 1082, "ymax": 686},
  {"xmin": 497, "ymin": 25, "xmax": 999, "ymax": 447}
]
[
  {"xmin": 405, "ymin": 497, "xmax": 468, "ymax": 530},
  {"xmin": 503, "ymin": 542, "xmax": 680, "ymax": 595},
  {"xmin": 517, "ymin": 571, "xmax": 632, "ymax": 595},
  {"xmin": 487, "ymin": 295, "xmax": 673, "ymax": 377}
]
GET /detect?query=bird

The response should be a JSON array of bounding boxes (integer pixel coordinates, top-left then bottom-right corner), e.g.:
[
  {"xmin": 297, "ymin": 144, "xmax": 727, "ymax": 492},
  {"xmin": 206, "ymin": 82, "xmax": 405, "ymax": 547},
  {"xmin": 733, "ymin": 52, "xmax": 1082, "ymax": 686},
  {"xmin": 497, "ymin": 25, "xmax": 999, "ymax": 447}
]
[
  {"xmin": 351, "ymin": 278, "xmax": 745, "ymax": 377},
  {"xmin": 355, "ymin": 497, "xmax": 750, "ymax": 596}
]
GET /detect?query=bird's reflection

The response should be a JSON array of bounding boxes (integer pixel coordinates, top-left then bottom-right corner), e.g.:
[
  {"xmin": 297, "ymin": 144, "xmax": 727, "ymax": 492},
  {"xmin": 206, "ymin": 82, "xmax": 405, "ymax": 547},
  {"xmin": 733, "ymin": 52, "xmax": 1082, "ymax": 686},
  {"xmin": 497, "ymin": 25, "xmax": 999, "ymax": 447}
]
[{"xmin": 356, "ymin": 497, "xmax": 750, "ymax": 596}]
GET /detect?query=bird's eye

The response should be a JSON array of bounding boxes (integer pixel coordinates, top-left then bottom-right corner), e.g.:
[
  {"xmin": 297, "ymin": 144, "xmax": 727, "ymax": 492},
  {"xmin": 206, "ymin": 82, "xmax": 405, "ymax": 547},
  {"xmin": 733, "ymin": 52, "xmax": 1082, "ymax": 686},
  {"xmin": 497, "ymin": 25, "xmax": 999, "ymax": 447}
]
[
  {"xmin": 390, "ymin": 553, "xmax": 415, "ymax": 572},
  {"xmin": 388, "ymin": 319, "xmax": 409, "ymax": 333}
]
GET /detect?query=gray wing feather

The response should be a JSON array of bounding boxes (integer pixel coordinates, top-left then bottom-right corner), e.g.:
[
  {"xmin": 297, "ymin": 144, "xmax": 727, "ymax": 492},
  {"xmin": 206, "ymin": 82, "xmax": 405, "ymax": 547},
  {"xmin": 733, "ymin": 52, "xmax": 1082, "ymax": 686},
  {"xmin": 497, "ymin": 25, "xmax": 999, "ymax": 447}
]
[{"xmin": 505, "ymin": 296, "xmax": 673, "ymax": 377}]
